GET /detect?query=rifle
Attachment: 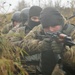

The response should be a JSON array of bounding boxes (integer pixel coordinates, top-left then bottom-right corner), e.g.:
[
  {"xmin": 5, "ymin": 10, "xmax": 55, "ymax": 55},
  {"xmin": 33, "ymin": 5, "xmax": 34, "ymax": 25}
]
[{"xmin": 38, "ymin": 32, "xmax": 75, "ymax": 47}]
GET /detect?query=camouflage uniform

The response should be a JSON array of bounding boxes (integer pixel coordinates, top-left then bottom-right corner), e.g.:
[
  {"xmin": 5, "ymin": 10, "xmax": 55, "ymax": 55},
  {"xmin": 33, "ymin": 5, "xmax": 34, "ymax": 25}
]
[
  {"xmin": 8, "ymin": 23, "xmax": 21, "ymax": 33},
  {"xmin": 2, "ymin": 11, "xmax": 21, "ymax": 34},
  {"xmin": 52, "ymin": 27, "xmax": 75, "ymax": 75},
  {"xmin": 21, "ymin": 23, "xmax": 75, "ymax": 75},
  {"xmin": 6, "ymin": 23, "xmax": 22, "ymax": 37},
  {"xmin": 19, "ymin": 7, "xmax": 75, "ymax": 75},
  {"xmin": 6, "ymin": 6, "xmax": 42, "ymax": 46},
  {"xmin": 7, "ymin": 7, "xmax": 30, "ymax": 42},
  {"xmin": 6, "ymin": 22, "xmax": 31, "ymax": 46},
  {"xmin": 1, "ymin": 22, "xmax": 14, "ymax": 34},
  {"xmin": 6, "ymin": 7, "xmax": 30, "ymax": 44},
  {"xmin": 8, "ymin": 8, "xmax": 29, "ymax": 41},
  {"xmin": 21, "ymin": 24, "xmax": 58, "ymax": 75}
]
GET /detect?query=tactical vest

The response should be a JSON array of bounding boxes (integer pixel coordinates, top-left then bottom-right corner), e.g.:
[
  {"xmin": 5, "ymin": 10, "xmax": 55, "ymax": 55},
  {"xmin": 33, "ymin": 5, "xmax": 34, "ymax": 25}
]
[
  {"xmin": 22, "ymin": 24, "xmax": 75, "ymax": 75},
  {"xmin": 40, "ymin": 24, "xmax": 75, "ymax": 75}
]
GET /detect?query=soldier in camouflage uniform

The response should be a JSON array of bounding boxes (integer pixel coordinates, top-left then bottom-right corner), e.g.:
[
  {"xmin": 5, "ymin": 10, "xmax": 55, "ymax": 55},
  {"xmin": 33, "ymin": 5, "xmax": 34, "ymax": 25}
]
[
  {"xmin": 15, "ymin": 6, "xmax": 42, "ymax": 35},
  {"xmin": 21, "ymin": 7, "xmax": 75, "ymax": 75},
  {"xmin": 7, "ymin": 7, "xmax": 30, "ymax": 35},
  {"xmin": 7, "ymin": 6, "xmax": 42, "ymax": 45},
  {"xmin": 1, "ymin": 11, "xmax": 21, "ymax": 34},
  {"xmin": 6, "ymin": 8, "xmax": 30, "ymax": 42}
]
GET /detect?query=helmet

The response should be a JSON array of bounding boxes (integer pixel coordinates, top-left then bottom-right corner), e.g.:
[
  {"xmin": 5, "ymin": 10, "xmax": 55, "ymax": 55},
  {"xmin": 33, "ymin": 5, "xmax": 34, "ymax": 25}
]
[
  {"xmin": 11, "ymin": 11, "xmax": 21, "ymax": 22},
  {"xmin": 20, "ymin": 7, "xmax": 30, "ymax": 23}
]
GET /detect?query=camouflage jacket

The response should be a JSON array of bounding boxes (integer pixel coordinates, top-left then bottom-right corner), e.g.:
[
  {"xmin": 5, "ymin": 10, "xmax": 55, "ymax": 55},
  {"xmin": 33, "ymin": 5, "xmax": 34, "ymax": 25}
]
[
  {"xmin": 6, "ymin": 23, "xmax": 22, "ymax": 41},
  {"xmin": 21, "ymin": 24, "xmax": 75, "ymax": 72},
  {"xmin": 7, "ymin": 22, "xmax": 27, "ymax": 35},
  {"xmin": 6, "ymin": 22, "xmax": 31, "ymax": 45},
  {"xmin": 22, "ymin": 25, "xmax": 48, "ymax": 52},
  {"xmin": 7, "ymin": 23, "xmax": 21, "ymax": 35},
  {"xmin": 21, "ymin": 24, "xmax": 59, "ymax": 74},
  {"xmin": 1, "ymin": 22, "xmax": 14, "ymax": 34}
]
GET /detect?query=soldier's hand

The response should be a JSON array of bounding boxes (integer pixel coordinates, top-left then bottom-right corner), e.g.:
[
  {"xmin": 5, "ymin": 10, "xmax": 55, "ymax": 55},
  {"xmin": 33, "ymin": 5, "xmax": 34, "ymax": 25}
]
[
  {"xmin": 43, "ymin": 38, "xmax": 52, "ymax": 43},
  {"xmin": 51, "ymin": 41, "xmax": 62, "ymax": 53}
]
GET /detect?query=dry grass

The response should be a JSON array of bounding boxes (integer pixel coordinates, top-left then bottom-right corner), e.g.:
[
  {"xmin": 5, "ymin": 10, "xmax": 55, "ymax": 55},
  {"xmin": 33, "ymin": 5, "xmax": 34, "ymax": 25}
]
[{"xmin": 0, "ymin": 34, "xmax": 28, "ymax": 75}]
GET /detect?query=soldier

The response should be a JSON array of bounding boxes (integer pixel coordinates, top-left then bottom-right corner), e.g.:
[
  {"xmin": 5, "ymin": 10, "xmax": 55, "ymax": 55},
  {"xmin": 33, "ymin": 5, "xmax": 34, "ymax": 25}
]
[
  {"xmin": 7, "ymin": 6, "xmax": 42, "ymax": 45},
  {"xmin": 6, "ymin": 7, "xmax": 30, "ymax": 40},
  {"xmin": 5, "ymin": 6, "xmax": 42, "ymax": 75},
  {"xmin": 1, "ymin": 11, "xmax": 21, "ymax": 34},
  {"xmin": 16, "ymin": 5, "xmax": 42, "ymax": 35},
  {"xmin": 21, "ymin": 7, "xmax": 75, "ymax": 75},
  {"xmin": 20, "ymin": 7, "xmax": 30, "ymax": 25}
]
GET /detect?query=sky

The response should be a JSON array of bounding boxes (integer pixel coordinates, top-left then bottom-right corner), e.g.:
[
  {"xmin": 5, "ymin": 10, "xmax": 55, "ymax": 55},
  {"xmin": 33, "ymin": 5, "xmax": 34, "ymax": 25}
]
[{"xmin": 0, "ymin": 0, "xmax": 71, "ymax": 14}]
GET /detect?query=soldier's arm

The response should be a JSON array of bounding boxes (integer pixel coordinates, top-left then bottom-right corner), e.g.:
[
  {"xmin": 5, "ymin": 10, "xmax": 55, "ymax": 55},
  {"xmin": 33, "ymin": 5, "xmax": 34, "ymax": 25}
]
[
  {"xmin": 6, "ymin": 25, "xmax": 25, "ymax": 42},
  {"xmin": 1, "ymin": 23, "xmax": 13, "ymax": 34},
  {"xmin": 21, "ymin": 25, "xmax": 51, "ymax": 53},
  {"xmin": 62, "ymin": 29, "xmax": 75, "ymax": 68},
  {"xmin": 6, "ymin": 24, "xmax": 20, "ymax": 37}
]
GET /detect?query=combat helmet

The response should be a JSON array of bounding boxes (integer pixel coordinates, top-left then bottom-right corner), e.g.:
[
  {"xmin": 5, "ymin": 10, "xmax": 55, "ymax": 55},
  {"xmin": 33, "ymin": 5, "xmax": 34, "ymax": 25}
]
[
  {"xmin": 20, "ymin": 7, "xmax": 30, "ymax": 24},
  {"xmin": 11, "ymin": 11, "xmax": 21, "ymax": 22}
]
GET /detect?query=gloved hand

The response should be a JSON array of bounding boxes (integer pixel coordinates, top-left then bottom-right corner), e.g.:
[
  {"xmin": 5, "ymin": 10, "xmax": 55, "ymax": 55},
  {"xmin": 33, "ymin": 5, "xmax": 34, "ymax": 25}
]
[
  {"xmin": 51, "ymin": 41, "xmax": 63, "ymax": 54},
  {"xmin": 43, "ymin": 38, "xmax": 52, "ymax": 43}
]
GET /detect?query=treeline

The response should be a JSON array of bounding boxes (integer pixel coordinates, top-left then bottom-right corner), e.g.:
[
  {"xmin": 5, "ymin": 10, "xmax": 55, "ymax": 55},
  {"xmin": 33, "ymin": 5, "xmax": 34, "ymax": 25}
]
[{"xmin": 0, "ymin": 0, "xmax": 75, "ymax": 28}]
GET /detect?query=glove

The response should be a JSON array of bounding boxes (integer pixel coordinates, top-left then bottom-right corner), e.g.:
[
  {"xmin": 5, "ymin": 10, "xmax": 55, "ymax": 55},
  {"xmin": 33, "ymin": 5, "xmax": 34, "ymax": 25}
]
[
  {"xmin": 43, "ymin": 38, "xmax": 52, "ymax": 43},
  {"xmin": 51, "ymin": 41, "xmax": 63, "ymax": 54}
]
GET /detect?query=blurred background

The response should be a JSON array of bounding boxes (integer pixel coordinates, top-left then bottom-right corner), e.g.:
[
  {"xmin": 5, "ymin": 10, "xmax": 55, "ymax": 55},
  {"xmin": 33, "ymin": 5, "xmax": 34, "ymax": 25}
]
[{"xmin": 0, "ymin": 0, "xmax": 75, "ymax": 29}]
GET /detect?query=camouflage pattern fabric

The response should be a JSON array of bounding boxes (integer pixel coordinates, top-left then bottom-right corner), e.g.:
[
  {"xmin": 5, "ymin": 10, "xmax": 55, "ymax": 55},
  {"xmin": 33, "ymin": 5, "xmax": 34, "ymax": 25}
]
[
  {"xmin": 22, "ymin": 24, "xmax": 62, "ymax": 54},
  {"xmin": 69, "ymin": 17, "xmax": 75, "ymax": 25},
  {"xmin": 22, "ymin": 24, "xmax": 46, "ymax": 52},
  {"xmin": 6, "ymin": 22, "xmax": 28, "ymax": 45},
  {"xmin": 7, "ymin": 23, "xmax": 21, "ymax": 35},
  {"xmin": 21, "ymin": 24, "xmax": 58, "ymax": 75},
  {"xmin": 62, "ymin": 29, "xmax": 75, "ymax": 69},
  {"xmin": 52, "ymin": 26, "xmax": 75, "ymax": 75},
  {"xmin": 51, "ymin": 64, "xmax": 65, "ymax": 75},
  {"xmin": 21, "ymin": 24, "xmax": 75, "ymax": 75},
  {"xmin": 7, "ymin": 22, "xmax": 27, "ymax": 35},
  {"xmin": 1, "ymin": 22, "xmax": 13, "ymax": 34},
  {"xmin": 5, "ymin": 24, "xmax": 25, "ymax": 46}
]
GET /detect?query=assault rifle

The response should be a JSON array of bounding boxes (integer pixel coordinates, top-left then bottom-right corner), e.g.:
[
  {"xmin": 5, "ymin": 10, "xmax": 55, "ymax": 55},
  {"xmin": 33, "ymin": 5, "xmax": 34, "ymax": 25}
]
[{"xmin": 38, "ymin": 32, "xmax": 75, "ymax": 47}]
